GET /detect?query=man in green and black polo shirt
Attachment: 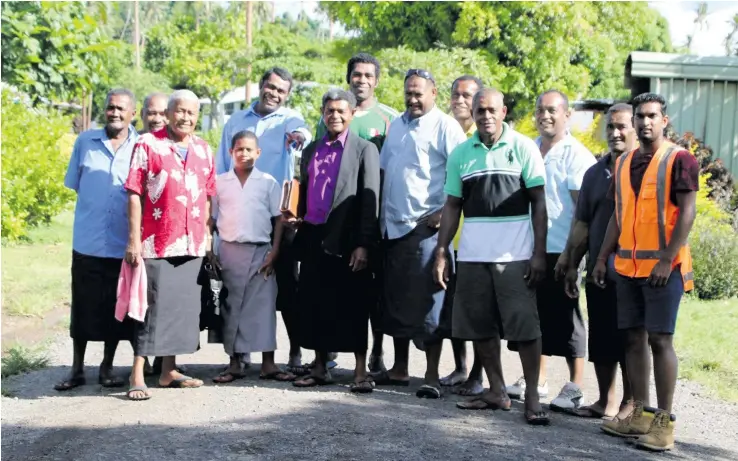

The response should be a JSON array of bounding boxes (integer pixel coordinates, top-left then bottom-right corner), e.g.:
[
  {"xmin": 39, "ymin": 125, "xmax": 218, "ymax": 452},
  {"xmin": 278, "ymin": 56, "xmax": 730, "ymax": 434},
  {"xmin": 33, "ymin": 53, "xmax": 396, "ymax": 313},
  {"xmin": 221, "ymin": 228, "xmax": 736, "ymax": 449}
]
[
  {"xmin": 315, "ymin": 53, "xmax": 399, "ymax": 373},
  {"xmin": 434, "ymin": 88, "xmax": 551, "ymax": 425}
]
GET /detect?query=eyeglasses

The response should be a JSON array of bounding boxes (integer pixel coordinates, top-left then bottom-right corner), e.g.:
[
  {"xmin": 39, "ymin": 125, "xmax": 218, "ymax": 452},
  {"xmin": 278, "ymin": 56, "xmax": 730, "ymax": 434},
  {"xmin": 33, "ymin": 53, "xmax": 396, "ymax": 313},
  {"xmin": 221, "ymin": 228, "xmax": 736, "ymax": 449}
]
[{"xmin": 405, "ymin": 69, "xmax": 435, "ymax": 84}]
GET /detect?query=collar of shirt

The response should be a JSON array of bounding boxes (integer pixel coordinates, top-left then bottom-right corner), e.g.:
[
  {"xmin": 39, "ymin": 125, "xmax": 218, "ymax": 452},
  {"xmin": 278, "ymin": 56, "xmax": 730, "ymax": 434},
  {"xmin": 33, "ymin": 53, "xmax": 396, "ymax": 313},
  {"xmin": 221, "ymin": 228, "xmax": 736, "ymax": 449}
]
[
  {"xmin": 472, "ymin": 122, "xmax": 512, "ymax": 150},
  {"xmin": 355, "ymin": 98, "xmax": 378, "ymax": 116},
  {"xmin": 535, "ymin": 131, "xmax": 573, "ymax": 152},
  {"xmin": 243, "ymin": 101, "xmax": 291, "ymax": 121},
  {"xmin": 446, "ymin": 111, "xmax": 477, "ymax": 138},
  {"xmin": 89, "ymin": 125, "xmax": 138, "ymax": 153},
  {"xmin": 319, "ymin": 129, "xmax": 349, "ymax": 147},
  {"xmin": 224, "ymin": 167, "xmax": 264, "ymax": 182}
]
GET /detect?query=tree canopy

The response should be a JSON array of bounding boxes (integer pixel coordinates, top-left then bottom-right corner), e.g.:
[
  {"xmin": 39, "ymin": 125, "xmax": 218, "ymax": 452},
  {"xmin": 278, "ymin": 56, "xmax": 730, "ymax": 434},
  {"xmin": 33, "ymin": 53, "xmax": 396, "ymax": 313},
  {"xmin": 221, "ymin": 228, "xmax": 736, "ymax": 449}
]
[
  {"xmin": 320, "ymin": 1, "xmax": 673, "ymax": 117},
  {"xmin": 1, "ymin": 1, "xmax": 113, "ymax": 104}
]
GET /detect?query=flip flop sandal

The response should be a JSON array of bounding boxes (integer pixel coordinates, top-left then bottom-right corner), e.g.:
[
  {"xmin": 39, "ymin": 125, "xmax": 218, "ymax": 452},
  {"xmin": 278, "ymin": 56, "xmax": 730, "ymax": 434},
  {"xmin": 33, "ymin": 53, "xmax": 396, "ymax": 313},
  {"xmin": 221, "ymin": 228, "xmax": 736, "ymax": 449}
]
[
  {"xmin": 160, "ymin": 375, "xmax": 203, "ymax": 388},
  {"xmin": 456, "ymin": 397, "xmax": 512, "ymax": 411},
  {"xmin": 54, "ymin": 376, "xmax": 86, "ymax": 391},
  {"xmin": 416, "ymin": 384, "xmax": 442, "ymax": 399},
  {"xmin": 98, "ymin": 375, "xmax": 126, "ymax": 388},
  {"xmin": 212, "ymin": 371, "xmax": 246, "ymax": 384},
  {"xmin": 571, "ymin": 405, "xmax": 615, "ymax": 419},
  {"xmin": 286, "ymin": 364, "xmax": 312, "ymax": 376},
  {"xmin": 525, "ymin": 410, "xmax": 551, "ymax": 426},
  {"xmin": 349, "ymin": 379, "xmax": 375, "ymax": 394},
  {"xmin": 127, "ymin": 385, "xmax": 152, "ymax": 401},
  {"xmin": 370, "ymin": 370, "xmax": 410, "ymax": 387},
  {"xmin": 292, "ymin": 375, "xmax": 334, "ymax": 388},
  {"xmin": 260, "ymin": 370, "xmax": 297, "ymax": 382}
]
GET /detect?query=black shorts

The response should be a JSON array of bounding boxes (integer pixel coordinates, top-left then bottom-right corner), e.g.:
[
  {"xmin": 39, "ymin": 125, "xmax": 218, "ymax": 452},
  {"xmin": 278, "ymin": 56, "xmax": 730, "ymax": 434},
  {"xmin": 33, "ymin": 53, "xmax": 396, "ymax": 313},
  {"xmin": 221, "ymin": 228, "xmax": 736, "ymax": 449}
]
[
  {"xmin": 585, "ymin": 282, "xmax": 624, "ymax": 363},
  {"xmin": 616, "ymin": 268, "xmax": 684, "ymax": 334},
  {"xmin": 435, "ymin": 250, "xmax": 458, "ymax": 340},
  {"xmin": 508, "ymin": 253, "xmax": 586, "ymax": 358}
]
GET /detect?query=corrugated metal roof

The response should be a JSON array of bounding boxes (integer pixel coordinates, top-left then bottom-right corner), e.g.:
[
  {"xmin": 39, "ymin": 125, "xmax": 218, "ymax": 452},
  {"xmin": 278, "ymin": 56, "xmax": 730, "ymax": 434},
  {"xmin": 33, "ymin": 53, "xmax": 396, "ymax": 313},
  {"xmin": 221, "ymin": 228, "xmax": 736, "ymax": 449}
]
[{"xmin": 626, "ymin": 52, "xmax": 738, "ymax": 84}]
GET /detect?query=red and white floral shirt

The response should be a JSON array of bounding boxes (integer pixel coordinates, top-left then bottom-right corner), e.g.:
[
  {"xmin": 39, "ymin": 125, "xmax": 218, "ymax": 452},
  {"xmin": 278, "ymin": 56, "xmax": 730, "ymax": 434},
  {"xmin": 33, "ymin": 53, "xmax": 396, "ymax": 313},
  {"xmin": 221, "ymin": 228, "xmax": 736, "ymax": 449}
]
[{"xmin": 124, "ymin": 129, "xmax": 216, "ymax": 259}]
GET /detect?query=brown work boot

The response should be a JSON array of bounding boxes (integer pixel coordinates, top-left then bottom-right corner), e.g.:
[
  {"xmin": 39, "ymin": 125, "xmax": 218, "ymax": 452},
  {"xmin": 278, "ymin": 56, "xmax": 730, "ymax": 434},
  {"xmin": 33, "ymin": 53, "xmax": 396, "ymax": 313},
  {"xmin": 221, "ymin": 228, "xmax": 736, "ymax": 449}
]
[
  {"xmin": 601, "ymin": 400, "xmax": 654, "ymax": 438},
  {"xmin": 635, "ymin": 410, "xmax": 675, "ymax": 452}
]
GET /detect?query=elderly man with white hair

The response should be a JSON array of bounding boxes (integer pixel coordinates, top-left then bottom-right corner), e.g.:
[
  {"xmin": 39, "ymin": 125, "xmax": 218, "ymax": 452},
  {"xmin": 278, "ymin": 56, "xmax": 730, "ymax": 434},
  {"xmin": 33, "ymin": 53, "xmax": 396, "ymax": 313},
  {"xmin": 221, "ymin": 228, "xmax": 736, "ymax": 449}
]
[{"xmin": 124, "ymin": 89, "xmax": 217, "ymax": 400}]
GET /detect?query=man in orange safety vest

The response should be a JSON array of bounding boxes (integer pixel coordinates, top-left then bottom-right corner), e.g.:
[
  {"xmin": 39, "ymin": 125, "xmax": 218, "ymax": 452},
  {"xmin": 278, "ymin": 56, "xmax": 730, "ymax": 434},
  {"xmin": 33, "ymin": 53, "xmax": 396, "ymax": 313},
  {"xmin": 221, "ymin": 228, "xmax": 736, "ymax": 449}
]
[{"xmin": 592, "ymin": 93, "xmax": 699, "ymax": 452}]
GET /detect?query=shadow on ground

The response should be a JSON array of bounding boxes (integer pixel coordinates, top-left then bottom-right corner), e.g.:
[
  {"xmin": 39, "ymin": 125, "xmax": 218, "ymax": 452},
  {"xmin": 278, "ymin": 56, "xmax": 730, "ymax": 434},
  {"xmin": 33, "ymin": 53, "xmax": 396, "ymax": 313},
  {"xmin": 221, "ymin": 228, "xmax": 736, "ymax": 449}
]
[{"xmin": 2, "ymin": 364, "xmax": 736, "ymax": 461}]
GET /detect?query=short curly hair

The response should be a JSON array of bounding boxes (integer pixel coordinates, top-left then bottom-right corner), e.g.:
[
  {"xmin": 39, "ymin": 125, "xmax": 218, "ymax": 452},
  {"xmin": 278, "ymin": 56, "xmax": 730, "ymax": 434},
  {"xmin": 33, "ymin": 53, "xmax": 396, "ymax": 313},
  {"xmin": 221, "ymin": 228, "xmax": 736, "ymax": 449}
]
[
  {"xmin": 346, "ymin": 53, "xmax": 380, "ymax": 84},
  {"xmin": 632, "ymin": 92, "xmax": 667, "ymax": 116}
]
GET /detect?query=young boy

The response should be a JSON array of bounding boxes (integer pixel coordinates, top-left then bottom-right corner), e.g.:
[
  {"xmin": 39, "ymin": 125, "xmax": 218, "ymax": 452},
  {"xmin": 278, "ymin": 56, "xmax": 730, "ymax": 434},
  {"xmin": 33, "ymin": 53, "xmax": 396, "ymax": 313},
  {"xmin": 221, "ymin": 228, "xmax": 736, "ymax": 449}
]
[{"xmin": 211, "ymin": 130, "xmax": 295, "ymax": 383}]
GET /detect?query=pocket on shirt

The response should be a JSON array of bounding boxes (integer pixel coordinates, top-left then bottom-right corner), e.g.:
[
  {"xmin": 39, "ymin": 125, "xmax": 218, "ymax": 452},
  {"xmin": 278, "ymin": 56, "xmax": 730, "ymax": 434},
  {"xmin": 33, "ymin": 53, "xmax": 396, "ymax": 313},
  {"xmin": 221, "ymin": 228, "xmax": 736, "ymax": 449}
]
[{"xmin": 639, "ymin": 185, "xmax": 658, "ymax": 223}]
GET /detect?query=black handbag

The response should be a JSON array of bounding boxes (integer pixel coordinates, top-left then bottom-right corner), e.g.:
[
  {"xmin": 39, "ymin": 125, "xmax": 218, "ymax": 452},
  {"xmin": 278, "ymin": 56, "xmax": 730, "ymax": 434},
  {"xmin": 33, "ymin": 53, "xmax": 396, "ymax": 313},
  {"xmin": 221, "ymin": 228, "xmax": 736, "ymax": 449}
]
[{"xmin": 198, "ymin": 259, "xmax": 226, "ymax": 344}]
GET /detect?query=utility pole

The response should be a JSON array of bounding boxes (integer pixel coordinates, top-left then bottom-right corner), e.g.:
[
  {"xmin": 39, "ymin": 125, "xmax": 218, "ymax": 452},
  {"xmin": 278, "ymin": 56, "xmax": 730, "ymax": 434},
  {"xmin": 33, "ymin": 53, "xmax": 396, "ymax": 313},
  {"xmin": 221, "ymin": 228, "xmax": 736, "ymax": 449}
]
[
  {"xmin": 134, "ymin": 0, "xmax": 140, "ymax": 70},
  {"xmin": 245, "ymin": 1, "xmax": 253, "ymax": 104}
]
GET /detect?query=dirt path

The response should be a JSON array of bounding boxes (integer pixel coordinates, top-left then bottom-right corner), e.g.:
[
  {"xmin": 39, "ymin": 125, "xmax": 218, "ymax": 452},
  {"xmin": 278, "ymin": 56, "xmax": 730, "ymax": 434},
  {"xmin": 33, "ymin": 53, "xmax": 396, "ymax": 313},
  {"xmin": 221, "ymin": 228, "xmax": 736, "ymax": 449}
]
[{"xmin": 2, "ymin": 320, "xmax": 737, "ymax": 461}]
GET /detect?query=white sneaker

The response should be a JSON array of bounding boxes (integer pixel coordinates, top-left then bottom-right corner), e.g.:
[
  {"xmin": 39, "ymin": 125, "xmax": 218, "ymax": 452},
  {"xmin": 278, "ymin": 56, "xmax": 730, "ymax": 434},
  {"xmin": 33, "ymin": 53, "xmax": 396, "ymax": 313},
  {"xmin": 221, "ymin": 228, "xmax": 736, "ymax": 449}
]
[
  {"xmin": 505, "ymin": 376, "xmax": 549, "ymax": 399},
  {"xmin": 549, "ymin": 382, "xmax": 584, "ymax": 412}
]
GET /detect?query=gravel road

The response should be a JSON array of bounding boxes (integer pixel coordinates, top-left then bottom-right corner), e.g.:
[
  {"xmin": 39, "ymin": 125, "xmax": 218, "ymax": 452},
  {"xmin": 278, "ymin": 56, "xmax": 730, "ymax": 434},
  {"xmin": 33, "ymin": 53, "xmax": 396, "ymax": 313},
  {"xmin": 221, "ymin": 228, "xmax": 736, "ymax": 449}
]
[{"xmin": 2, "ymin": 320, "xmax": 737, "ymax": 461}]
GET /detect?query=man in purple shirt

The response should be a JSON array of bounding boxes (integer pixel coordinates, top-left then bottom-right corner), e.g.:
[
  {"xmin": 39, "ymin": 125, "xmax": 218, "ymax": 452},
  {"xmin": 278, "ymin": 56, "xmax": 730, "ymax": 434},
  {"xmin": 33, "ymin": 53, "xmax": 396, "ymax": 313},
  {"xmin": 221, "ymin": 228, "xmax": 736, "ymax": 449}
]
[
  {"xmin": 304, "ymin": 129, "xmax": 348, "ymax": 224},
  {"xmin": 290, "ymin": 89, "xmax": 381, "ymax": 392}
]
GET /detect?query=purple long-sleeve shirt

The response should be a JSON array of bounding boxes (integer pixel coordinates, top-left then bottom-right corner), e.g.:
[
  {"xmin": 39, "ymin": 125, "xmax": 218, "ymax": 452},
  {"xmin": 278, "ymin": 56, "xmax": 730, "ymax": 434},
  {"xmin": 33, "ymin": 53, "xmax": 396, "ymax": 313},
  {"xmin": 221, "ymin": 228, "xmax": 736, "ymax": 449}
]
[{"xmin": 304, "ymin": 130, "xmax": 348, "ymax": 225}]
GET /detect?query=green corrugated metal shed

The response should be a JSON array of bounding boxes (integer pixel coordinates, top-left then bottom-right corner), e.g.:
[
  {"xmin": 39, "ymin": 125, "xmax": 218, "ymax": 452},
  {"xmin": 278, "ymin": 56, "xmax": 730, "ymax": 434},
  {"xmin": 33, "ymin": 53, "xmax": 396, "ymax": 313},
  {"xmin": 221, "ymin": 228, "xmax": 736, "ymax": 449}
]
[{"xmin": 625, "ymin": 52, "xmax": 738, "ymax": 177}]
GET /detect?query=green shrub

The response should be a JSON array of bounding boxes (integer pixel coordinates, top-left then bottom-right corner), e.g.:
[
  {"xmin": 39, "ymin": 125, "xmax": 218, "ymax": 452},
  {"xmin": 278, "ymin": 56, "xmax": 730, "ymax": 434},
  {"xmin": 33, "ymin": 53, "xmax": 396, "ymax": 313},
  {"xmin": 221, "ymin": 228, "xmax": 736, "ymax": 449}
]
[
  {"xmin": 689, "ymin": 219, "xmax": 738, "ymax": 300},
  {"xmin": 198, "ymin": 126, "xmax": 223, "ymax": 153},
  {"xmin": 1, "ymin": 87, "xmax": 75, "ymax": 241}
]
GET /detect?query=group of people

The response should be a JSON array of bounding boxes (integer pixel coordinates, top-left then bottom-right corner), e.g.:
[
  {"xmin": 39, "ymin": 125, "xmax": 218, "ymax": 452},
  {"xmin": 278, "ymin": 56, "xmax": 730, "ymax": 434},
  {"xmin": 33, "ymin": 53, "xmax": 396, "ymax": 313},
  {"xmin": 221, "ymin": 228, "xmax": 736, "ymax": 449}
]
[{"xmin": 59, "ymin": 51, "xmax": 698, "ymax": 453}]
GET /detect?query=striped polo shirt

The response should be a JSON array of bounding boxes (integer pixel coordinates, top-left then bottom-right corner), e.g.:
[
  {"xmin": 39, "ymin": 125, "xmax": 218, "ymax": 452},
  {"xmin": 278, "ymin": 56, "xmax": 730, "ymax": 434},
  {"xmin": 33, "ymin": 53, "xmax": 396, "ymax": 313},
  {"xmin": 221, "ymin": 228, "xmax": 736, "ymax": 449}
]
[{"xmin": 444, "ymin": 122, "xmax": 546, "ymax": 263}]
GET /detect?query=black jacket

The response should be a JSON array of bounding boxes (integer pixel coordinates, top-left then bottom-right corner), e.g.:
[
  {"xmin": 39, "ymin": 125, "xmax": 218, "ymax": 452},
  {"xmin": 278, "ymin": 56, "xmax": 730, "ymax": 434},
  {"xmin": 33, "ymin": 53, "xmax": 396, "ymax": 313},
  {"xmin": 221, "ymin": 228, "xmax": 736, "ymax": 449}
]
[{"xmin": 295, "ymin": 130, "xmax": 380, "ymax": 258}]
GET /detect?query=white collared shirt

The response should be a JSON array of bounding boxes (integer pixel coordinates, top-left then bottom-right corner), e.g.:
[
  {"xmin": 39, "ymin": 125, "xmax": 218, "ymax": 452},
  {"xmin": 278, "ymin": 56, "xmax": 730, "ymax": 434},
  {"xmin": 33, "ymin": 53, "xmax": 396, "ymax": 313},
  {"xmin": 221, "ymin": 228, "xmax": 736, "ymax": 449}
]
[
  {"xmin": 379, "ymin": 106, "xmax": 466, "ymax": 239},
  {"xmin": 535, "ymin": 133, "xmax": 596, "ymax": 253},
  {"xmin": 213, "ymin": 167, "xmax": 281, "ymax": 244}
]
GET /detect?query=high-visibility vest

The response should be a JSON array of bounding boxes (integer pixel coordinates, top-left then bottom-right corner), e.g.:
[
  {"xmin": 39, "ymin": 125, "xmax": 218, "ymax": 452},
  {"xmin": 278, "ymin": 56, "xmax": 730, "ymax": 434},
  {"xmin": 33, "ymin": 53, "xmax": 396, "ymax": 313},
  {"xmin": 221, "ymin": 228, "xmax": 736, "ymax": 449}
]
[{"xmin": 613, "ymin": 142, "xmax": 694, "ymax": 291}]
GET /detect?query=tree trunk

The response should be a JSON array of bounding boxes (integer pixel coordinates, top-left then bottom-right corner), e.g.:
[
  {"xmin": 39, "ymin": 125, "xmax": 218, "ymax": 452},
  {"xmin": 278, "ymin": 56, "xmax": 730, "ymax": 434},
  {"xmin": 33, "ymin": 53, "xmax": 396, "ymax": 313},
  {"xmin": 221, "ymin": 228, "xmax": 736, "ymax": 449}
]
[
  {"xmin": 134, "ymin": 0, "xmax": 140, "ymax": 70},
  {"xmin": 245, "ymin": 1, "xmax": 253, "ymax": 103},
  {"xmin": 209, "ymin": 98, "xmax": 221, "ymax": 132}
]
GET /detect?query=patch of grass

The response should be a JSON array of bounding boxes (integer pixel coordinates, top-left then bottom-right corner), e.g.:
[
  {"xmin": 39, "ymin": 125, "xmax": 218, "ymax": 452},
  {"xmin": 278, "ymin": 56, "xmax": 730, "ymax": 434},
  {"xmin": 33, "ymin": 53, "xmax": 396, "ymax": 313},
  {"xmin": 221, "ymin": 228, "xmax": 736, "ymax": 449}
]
[
  {"xmin": 1, "ymin": 387, "xmax": 15, "ymax": 397},
  {"xmin": 1, "ymin": 345, "xmax": 50, "ymax": 378},
  {"xmin": 1, "ymin": 211, "xmax": 73, "ymax": 317},
  {"xmin": 675, "ymin": 296, "xmax": 738, "ymax": 402}
]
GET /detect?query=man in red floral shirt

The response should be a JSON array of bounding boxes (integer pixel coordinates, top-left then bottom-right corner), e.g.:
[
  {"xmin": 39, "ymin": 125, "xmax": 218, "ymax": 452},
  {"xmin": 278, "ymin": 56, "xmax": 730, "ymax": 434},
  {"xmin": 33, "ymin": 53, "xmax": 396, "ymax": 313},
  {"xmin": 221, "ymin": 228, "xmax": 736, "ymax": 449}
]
[{"xmin": 124, "ymin": 89, "xmax": 216, "ymax": 400}]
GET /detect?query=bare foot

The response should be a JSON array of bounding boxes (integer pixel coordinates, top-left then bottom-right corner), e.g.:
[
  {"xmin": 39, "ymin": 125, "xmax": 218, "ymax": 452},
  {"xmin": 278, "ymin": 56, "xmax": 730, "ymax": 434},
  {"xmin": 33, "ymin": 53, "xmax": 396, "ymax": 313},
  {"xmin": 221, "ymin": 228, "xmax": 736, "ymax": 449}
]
[
  {"xmin": 439, "ymin": 370, "xmax": 468, "ymax": 387},
  {"xmin": 159, "ymin": 370, "xmax": 203, "ymax": 388},
  {"xmin": 452, "ymin": 379, "xmax": 484, "ymax": 396}
]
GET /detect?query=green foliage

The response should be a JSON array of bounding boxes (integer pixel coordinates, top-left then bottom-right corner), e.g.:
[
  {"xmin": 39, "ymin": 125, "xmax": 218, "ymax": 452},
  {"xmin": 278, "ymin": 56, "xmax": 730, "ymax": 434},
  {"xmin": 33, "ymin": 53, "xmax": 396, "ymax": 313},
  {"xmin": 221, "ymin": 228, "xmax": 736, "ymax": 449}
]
[
  {"xmin": 689, "ymin": 219, "xmax": 738, "ymax": 300},
  {"xmin": 198, "ymin": 126, "xmax": 223, "ymax": 153},
  {"xmin": 321, "ymin": 1, "xmax": 672, "ymax": 119},
  {"xmin": 373, "ymin": 47, "xmax": 497, "ymax": 116},
  {"xmin": 145, "ymin": 10, "xmax": 247, "ymax": 127},
  {"xmin": 91, "ymin": 42, "xmax": 171, "ymax": 125},
  {"xmin": 1, "ymin": 88, "xmax": 75, "ymax": 241},
  {"xmin": 690, "ymin": 175, "xmax": 738, "ymax": 300},
  {"xmin": 1, "ymin": 346, "xmax": 49, "ymax": 378},
  {"xmin": 1, "ymin": 1, "xmax": 113, "ymax": 104},
  {"xmin": 512, "ymin": 113, "xmax": 608, "ymax": 155}
]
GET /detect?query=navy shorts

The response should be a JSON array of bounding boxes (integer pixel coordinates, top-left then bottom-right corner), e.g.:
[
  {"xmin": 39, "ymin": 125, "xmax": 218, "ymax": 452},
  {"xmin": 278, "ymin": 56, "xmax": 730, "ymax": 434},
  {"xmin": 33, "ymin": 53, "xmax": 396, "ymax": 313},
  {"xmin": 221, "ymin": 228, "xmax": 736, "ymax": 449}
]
[{"xmin": 615, "ymin": 268, "xmax": 684, "ymax": 334}]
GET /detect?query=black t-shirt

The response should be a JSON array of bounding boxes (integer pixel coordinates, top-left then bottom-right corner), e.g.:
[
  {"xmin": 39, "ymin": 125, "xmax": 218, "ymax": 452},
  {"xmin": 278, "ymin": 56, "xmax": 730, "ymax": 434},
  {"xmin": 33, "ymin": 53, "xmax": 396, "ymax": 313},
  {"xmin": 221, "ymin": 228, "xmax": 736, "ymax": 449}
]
[{"xmin": 575, "ymin": 154, "xmax": 614, "ymax": 273}]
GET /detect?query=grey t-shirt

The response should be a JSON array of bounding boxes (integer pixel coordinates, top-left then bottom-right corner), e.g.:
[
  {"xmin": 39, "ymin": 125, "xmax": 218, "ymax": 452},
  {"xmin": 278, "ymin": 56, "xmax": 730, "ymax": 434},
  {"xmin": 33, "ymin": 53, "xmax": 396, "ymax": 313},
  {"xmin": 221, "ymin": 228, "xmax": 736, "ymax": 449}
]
[{"xmin": 575, "ymin": 153, "xmax": 615, "ymax": 274}]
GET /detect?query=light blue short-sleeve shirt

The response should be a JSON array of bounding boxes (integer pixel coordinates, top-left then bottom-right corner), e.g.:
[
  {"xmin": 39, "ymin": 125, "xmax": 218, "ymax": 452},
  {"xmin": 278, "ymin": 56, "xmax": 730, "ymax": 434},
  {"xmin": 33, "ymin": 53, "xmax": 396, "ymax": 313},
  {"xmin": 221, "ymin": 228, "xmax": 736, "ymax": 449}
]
[
  {"xmin": 63, "ymin": 126, "xmax": 138, "ymax": 258},
  {"xmin": 215, "ymin": 102, "xmax": 312, "ymax": 185},
  {"xmin": 536, "ymin": 133, "xmax": 596, "ymax": 254},
  {"xmin": 380, "ymin": 106, "xmax": 467, "ymax": 239}
]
